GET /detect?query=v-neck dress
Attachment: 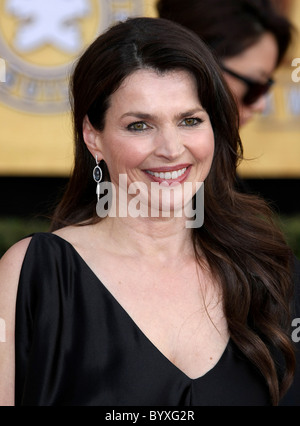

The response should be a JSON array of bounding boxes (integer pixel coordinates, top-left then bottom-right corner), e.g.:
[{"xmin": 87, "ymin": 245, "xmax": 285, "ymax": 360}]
[{"xmin": 15, "ymin": 233, "xmax": 300, "ymax": 406}]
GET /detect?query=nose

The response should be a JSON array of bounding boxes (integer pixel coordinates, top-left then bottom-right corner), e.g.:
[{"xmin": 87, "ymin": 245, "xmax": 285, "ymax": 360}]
[{"xmin": 154, "ymin": 127, "xmax": 185, "ymax": 160}]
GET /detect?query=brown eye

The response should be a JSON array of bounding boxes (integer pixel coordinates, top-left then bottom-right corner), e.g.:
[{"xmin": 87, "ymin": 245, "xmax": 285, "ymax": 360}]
[
  {"xmin": 181, "ymin": 118, "xmax": 202, "ymax": 126},
  {"xmin": 128, "ymin": 121, "xmax": 148, "ymax": 131}
]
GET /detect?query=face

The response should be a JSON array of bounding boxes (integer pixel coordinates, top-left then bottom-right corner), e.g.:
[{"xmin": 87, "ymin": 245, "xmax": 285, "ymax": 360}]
[
  {"xmin": 85, "ymin": 69, "xmax": 214, "ymax": 217},
  {"xmin": 222, "ymin": 32, "xmax": 278, "ymax": 126}
]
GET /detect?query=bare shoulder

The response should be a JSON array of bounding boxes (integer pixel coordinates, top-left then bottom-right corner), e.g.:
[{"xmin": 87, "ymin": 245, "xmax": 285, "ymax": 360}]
[
  {"xmin": 0, "ymin": 236, "xmax": 32, "ymax": 261},
  {"xmin": 0, "ymin": 237, "xmax": 32, "ymax": 286},
  {"xmin": 53, "ymin": 224, "xmax": 99, "ymax": 249},
  {"xmin": 0, "ymin": 237, "xmax": 32, "ymax": 341},
  {"xmin": 0, "ymin": 237, "xmax": 32, "ymax": 406},
  {"xmin": 52, "ymin": 225, "xmax": 80, "ymax": 241},
  {"xmin": 0, "ymin": 236, "xmax": 32, "ymax": 317}
]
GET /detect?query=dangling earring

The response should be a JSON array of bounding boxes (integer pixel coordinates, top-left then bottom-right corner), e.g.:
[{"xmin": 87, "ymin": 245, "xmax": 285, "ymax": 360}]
[{"xmin": 93, "ymin": 155, "xmax": 102, "ymax": 202}]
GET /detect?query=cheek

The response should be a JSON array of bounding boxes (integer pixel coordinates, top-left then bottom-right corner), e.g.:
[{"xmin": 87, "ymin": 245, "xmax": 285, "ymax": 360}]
[
  {"xmin": 191, "ymin": 131, "xmax": 215, "ymax": 162},
  {"xmin": 102, "ymin": 138, "xmax": 149, "ymax": 174}
]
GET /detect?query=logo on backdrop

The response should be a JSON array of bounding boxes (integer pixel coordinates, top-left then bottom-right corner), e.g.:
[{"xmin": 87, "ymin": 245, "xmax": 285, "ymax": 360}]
[{"xmin": 0, "ymin": 0, "xmax": 144, "ymax": 114}]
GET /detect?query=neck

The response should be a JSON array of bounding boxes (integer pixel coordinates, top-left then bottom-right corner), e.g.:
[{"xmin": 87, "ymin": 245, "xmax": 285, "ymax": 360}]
[{"xmin": 95, "ymin": 215, "xmax": 195, "ymax": 262}]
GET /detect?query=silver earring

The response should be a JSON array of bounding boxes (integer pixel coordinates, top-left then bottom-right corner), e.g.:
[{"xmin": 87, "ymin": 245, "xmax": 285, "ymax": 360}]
[{"xmin": 93, "ymin": 155, "xmax": 102, "ymax": 201}]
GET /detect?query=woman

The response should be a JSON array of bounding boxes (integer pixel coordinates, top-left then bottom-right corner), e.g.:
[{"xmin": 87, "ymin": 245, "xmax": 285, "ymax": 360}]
[
  {"xmin": 157, "ymin": 0, "xmax": 293, "ymax": 126},
  {"xmin": 0, "ymin": 17, "xmax": 299, "ymax": 406}
]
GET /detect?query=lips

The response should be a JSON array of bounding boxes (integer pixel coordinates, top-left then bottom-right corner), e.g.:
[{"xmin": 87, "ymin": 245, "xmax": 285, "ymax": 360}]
[{"xmin": 144, "ymin": 165, "xmax": 191, "ymax": 183}]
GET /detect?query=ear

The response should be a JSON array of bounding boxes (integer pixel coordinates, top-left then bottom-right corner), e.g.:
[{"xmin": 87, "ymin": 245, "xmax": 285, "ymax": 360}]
[{"xmin": 82, "ymin": 115, "xmax": 103, "ymax": 161}]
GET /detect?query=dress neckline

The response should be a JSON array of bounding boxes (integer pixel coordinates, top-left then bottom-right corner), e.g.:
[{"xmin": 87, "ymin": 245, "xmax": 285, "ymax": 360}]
[{"xmin": 37, "ymin": 232, "xmax": 232, "ymax": 382}]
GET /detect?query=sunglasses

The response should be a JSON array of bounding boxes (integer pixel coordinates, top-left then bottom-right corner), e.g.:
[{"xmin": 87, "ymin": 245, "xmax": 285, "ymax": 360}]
[{"xmin": 221, "ymin": 65, "xmax": 274, "ymax": 106}]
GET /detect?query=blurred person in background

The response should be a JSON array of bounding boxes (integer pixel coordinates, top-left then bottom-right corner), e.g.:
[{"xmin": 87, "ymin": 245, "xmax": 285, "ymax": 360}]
[{"xmin": 156, "ymin": 0, "xmax": 293, "ymax": 127}]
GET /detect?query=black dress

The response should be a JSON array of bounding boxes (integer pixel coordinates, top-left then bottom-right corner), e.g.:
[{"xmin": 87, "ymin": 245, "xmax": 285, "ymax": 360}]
[{"xmin": 15, "ymin": 233, "xmax": 300, "ymax": 406}]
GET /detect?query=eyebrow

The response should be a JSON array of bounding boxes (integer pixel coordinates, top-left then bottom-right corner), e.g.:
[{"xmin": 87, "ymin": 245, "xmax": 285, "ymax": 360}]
[{"xmin": 121, "ymin": 108, "xmax": 205, "ymax": 121}]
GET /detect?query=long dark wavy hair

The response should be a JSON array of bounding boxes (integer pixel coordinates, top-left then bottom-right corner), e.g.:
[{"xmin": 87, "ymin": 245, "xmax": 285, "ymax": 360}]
[
  {"xmin": 50, "ymin": 17, "xmax": 295, "ymax": 405},
  {"xmin": 157, "ymin": 0, "xmax": 293, "ymax": 65}
]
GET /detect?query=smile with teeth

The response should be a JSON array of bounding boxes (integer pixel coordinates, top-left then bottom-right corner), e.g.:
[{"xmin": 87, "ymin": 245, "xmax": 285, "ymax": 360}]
[{"xmin": 146, "ymin": 167, "xmax": 187, "ymax": 180}]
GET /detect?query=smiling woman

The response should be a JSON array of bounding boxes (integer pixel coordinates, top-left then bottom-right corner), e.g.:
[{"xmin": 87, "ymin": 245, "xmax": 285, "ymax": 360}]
[
  {"xmin": 82, "ymin": 68, "xmax": 213, "ymax": 219},
  {"xmin": 0, "ymin": 17, "xmax": 299, "ymax": 407}
]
